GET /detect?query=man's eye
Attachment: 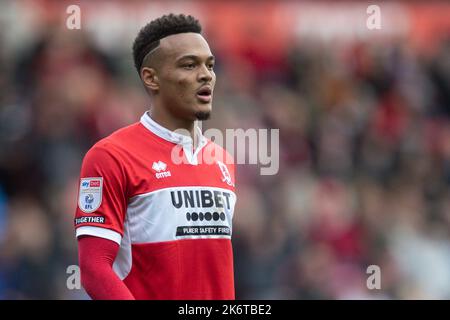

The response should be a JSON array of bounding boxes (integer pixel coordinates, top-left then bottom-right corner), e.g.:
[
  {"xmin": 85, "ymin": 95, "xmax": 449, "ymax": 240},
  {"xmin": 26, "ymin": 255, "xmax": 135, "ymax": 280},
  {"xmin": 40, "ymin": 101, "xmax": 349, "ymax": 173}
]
[
  {"xmin": 207, "ymin": 64, "xmax": 215, "ymax": 70},
  {"xmin": 184, "ymin": 64, "xmax": 195, "ymax": 69}
]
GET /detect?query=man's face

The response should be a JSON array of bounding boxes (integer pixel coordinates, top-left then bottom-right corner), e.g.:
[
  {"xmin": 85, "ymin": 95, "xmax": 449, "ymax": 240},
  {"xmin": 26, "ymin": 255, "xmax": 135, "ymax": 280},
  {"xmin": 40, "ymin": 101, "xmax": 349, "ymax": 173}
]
[{"xmin": 153, "ymin": 33, "xmax": 216, "ymax": 121}]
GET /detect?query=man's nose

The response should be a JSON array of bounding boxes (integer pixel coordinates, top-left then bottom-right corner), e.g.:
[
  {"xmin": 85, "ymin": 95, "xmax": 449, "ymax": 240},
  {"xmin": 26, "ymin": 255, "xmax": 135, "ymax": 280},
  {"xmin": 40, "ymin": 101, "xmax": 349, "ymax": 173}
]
[{"xmin": 198, "ymin": 64, "xmax": 213, "ymax": 82}]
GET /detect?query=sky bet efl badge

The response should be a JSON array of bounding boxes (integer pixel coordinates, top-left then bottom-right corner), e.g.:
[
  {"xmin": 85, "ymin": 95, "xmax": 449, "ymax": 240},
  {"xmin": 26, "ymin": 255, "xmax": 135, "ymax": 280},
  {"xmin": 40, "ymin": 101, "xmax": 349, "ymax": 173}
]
[{"xmin": 78, "ymin": 177, "xmax": 103, "ymax": 213}]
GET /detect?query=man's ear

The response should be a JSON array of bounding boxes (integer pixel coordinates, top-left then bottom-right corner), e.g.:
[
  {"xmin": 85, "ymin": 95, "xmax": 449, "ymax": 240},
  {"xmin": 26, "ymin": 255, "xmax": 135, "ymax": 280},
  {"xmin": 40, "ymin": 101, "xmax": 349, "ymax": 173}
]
[{"xmin": 141, "ymin": 67, "xmax": 159, "ymax": 91}]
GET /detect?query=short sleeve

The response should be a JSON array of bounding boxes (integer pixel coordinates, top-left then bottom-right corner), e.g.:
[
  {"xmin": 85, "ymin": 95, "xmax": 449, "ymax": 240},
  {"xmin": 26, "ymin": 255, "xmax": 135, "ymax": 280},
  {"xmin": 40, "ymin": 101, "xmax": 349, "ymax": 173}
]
[{"xmin": 74, "ymin": 143, "xmax": 128, "ymax": 245}]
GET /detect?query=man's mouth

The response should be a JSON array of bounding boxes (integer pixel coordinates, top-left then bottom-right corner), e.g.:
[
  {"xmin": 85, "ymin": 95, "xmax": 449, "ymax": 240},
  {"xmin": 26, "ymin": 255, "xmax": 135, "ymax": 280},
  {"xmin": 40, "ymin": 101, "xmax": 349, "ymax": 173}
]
[{"xmin": 196, "ymin": 86, "xmax": 212, "ymax": 103}]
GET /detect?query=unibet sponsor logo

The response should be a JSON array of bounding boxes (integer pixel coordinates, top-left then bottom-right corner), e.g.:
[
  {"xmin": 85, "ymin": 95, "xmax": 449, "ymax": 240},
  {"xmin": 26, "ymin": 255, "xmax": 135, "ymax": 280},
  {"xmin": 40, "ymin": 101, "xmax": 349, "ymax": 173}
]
[
  {"xmin": 170, "ymin": 190, "xmax": 231, "ymax": 210},
  {"xmin": 171, "ymin": 189, "xmax": 232, "ymax": 238}
]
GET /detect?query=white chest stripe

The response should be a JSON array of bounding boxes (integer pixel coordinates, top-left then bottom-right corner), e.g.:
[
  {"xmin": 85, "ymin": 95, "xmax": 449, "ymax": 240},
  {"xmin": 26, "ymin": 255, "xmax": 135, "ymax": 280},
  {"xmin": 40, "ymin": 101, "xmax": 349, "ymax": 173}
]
[{"xmin": 127, "ymin": 186, "xmax": 236, "ymax": 244}]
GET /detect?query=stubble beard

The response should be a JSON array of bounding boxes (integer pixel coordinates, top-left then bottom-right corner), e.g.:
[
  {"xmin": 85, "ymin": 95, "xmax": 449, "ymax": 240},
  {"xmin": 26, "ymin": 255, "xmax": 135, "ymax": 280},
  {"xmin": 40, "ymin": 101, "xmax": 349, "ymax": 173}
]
[{"xmin": 195, "ymin": 110, "xmax": 211, "ymax": 121}]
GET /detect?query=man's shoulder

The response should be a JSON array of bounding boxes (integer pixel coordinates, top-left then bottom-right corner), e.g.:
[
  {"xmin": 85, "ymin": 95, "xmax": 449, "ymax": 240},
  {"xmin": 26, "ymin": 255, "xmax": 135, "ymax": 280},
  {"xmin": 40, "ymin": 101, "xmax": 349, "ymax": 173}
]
[{"xmin": 87, "ymin": 122, "xmax": 143, "ymax": 157}]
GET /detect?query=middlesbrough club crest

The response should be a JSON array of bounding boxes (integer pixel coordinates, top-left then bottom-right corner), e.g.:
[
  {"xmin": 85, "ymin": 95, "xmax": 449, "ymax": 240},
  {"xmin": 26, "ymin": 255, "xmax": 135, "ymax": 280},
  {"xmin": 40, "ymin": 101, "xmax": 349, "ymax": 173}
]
[{"xmin": 217, "ymin": 161, "xmax": 234, "ymax": 187}]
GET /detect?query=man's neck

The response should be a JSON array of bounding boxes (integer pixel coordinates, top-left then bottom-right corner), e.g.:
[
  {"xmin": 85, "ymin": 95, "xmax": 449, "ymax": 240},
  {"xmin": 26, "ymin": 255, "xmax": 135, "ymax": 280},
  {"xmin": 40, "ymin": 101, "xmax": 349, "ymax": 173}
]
[{"xmin": 148, "ymin": 108, "xmax": 198, "ymax": 149}]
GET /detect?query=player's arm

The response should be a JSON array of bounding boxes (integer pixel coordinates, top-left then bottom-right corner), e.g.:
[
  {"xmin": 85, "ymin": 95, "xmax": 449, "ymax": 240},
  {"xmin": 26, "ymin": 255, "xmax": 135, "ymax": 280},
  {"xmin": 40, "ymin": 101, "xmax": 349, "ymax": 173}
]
[
  {"xmin": 78, "ymin": 235, "xmax": 135, "ymax": 300},
  {"xmin": 74, "ymin": 143, "xmax": 132, "ymax": 299}
]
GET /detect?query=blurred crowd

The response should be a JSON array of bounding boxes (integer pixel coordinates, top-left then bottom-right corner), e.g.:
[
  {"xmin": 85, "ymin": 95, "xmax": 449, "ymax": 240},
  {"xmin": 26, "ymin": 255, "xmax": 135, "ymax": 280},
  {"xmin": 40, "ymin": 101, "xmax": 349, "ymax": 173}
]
[{"xmin": 1, "ymin": 1, "xmax": 450, "ymax": 299}]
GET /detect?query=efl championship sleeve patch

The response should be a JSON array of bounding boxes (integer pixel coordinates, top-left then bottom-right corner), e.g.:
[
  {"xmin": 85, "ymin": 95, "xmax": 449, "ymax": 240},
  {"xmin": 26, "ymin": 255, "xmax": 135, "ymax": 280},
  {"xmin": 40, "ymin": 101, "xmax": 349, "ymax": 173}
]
[{"xmin": 78, "ymin": 177, "xmax": 103, "ymax": 213}]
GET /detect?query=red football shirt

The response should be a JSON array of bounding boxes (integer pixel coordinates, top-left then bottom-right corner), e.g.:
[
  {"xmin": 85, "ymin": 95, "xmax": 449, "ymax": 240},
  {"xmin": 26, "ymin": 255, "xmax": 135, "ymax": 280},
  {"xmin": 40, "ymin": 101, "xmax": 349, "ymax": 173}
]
[{"xmin": 75, "ymin": 112, "xmax": 236, "ymax": 299}]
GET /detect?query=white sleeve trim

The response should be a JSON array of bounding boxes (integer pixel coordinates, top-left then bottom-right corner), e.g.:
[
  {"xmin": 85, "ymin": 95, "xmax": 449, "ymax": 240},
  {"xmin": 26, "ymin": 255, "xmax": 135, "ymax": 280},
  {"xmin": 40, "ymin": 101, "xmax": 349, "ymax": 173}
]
[{"xmin": 76, "ymin": 226, "xmax": 122, "ymax": 245}]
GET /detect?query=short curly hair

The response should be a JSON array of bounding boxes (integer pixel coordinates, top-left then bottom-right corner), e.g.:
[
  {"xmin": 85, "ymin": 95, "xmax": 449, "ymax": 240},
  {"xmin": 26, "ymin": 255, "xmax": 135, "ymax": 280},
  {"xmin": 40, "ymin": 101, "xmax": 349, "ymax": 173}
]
[{"xmin": 132, "ymin": 14, "xmax": 202, "ymax": 73}]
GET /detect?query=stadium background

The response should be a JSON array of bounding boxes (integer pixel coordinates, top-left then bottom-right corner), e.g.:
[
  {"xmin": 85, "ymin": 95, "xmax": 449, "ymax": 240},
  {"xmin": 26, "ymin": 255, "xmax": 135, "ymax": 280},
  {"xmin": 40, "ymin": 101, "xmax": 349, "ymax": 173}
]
[{"xmin": 0, "ymin": 0, "xmax": 449, "ymax": 299}]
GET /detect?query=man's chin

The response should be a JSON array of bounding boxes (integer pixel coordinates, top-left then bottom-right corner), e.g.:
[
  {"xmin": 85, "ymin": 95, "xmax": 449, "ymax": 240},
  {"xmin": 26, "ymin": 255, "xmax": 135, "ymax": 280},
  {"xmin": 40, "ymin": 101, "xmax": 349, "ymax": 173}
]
[{"xmin": 194, "ymin": 111, "xmax": 211, "ymax": 121}]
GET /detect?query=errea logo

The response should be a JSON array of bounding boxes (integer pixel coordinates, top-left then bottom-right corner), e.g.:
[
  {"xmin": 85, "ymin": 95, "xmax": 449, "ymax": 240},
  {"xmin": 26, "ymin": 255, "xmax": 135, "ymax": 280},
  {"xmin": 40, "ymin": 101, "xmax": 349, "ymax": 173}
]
[{"xmin": 152, "ymin": 161, "xmax": 172, "ymax": 179}]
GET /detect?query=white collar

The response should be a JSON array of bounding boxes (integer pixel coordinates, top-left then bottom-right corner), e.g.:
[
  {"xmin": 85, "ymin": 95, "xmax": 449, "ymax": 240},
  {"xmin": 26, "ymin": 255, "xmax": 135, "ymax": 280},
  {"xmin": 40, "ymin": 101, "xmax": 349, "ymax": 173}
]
[{"xmin": 140, "ymin": 111, "xmax": 208, "ymax": 165}]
